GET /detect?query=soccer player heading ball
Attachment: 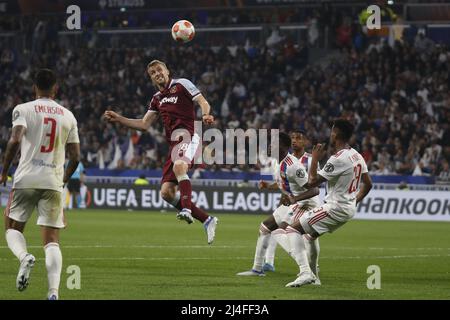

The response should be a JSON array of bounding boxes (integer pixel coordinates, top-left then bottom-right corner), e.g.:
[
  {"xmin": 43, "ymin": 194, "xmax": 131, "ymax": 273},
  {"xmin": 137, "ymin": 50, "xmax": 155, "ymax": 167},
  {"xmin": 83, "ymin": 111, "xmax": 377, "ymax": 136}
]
[{"xmin": 104, "ymin": 60, "xmax": 218, "ymax": 244}]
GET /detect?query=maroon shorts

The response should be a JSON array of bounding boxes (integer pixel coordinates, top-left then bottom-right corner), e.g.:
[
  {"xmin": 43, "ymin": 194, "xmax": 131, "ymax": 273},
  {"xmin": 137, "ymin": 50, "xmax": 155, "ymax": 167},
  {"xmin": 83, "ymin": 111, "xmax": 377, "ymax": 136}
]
[{"xmin": 161, "ymin": 134, "xmax": 201, "ymax": 185}]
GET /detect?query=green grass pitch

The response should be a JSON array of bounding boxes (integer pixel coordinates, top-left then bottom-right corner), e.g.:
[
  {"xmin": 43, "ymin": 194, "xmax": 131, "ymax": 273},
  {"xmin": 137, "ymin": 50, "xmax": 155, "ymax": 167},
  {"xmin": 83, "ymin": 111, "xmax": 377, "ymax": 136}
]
[{"xmin": 0, "ymin": 208, "xmax": 449, "ymax": 300}]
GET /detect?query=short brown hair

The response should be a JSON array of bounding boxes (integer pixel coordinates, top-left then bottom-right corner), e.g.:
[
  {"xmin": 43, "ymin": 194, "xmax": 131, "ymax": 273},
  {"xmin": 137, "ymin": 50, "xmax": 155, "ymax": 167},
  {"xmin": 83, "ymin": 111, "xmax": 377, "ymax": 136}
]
[
  {"xmin": 147, "ymin": 59, "xmax": 168, "ymax": 70},
  {"xmin": 34, "ymin": 69, "xmax": 57, "ymax": 91}
]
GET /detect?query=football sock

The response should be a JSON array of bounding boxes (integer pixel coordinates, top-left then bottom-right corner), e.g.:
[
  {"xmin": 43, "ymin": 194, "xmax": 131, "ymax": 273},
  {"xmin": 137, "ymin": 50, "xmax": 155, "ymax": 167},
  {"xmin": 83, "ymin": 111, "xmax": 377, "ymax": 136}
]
[
  {"xmin": 286, "ymin": 226, "xmax": 312, "ymax": 274},
  {"xmin": 304, "ymin": 234, "xmax": 320, "ymax": 276},
  {"xmin": 5, "ymin": 229, "xmax": 28, "ymax": 262},
  {"xmin": 191, "ymin": 204, "xmax": 209, "ymax": 223},
  {"xmin": 252, "ymin": 223, "xmax": 271, "ymax": 272},
  {"xmin": 272, "ymin": 228, "xmax": 291, "ymax": 255},
  {"xmin": 177, "ymin": 174, "xmax": 192, "ymax": 210},
  {"xmin": 264, "ymin": 234, "xmax": 277, "ymax": 266},
  {"xmin": 171, "ymin": 186, "xmax": 208, "ymax": 223},
  {"xmin": 44, "ymin": 242, "xmax": 62, "ymax": 299}
]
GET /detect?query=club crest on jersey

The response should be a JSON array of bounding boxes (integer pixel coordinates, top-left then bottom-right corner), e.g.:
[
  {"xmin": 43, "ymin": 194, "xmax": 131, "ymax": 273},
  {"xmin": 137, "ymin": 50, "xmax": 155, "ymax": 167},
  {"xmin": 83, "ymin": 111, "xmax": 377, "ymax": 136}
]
[
  {"xmin": 160, "ymin": 96, "xmax": 178, "ymax": 105},
  {"xmin": 170, "ymin": 86, "xmax": 177, "ymax": 94},
  {"xmin": 296, "ymin": 169, "xmax": 305, "ymax": 178},
  {"xmin": 324, "ymin": 163, "xmax": 334, "ymax": 173}
]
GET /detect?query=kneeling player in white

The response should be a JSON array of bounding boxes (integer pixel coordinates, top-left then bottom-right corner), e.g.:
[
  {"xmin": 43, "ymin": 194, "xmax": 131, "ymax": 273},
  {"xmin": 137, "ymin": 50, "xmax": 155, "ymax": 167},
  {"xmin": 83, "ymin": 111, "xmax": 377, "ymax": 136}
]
[
  {"xmin": 263, "ymin": 130, "xmax": 321, "ymax": 276},
  {"xmin": 236, "ymin": 132, "xmax": 320, "ymax": 279},
  {"xmin": 284, "ymin": 119, "xmax": 373, "ymax": 287},
  {"xmin": 1, "ymin": 69, "xmax": 80, "ymax": 299}
]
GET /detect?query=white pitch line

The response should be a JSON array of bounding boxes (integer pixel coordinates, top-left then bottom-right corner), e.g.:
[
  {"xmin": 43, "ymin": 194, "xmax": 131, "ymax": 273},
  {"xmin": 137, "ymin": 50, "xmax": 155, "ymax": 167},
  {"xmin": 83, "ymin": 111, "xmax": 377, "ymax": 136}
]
[
  {"xmin": 0, "ymin": 254, "xmax": 449, "ymax": 262},
  {"xmin": 0, "ymin": 245, "xmax": 448, "ymax": 251},
  {"xmin": 0, "ymin": 245, "xmax": 247, "ymax": 249}
]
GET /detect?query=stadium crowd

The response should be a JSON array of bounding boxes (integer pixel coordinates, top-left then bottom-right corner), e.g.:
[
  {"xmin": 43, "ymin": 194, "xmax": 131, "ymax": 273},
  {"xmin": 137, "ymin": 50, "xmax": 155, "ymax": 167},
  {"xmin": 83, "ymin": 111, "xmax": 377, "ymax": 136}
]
[{"xmin": 0, "ymin": 24, "xmax": 449, "ymax": 180}]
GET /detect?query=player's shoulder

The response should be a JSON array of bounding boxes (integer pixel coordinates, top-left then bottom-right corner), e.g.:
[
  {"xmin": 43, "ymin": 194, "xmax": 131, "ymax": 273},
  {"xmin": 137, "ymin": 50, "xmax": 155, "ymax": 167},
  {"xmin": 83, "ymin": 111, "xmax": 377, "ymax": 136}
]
[
  {"xmin": 280, "ymin": 154, "xmax": 295, "ymax": 167},
  {"xmin": 14, "ymin": 99, "xmax": 35, "ymax": 111},
  {"xmin": 299, "ymin": 152, "xmax": 312, "ymax": 162},
  {"xmin": 172, "ymin": 78, "xmax": 194, "ymax": 87},
  {"xmin": 55, "ymin": 101, "xmax": 75, "ymax": 119},
  {"xmin": 172, "ymin": 78, "xmax": 200, "ymax": 95}
]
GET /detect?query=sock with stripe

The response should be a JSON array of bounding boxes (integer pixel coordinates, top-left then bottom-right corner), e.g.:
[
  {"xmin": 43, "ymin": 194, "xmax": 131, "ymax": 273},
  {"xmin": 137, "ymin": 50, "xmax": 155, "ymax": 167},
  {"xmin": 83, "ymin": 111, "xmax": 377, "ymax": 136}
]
[
  {"xmin": 171, "ymin": 192, "xmax": 209, "ymax": 223},
  {"xmin": 286, "ymin": 226, "xmax": 312, "ymax": 274},
  {"xmin": 252, "ymin": 223, "xmax": 272, "ymax": 272}
]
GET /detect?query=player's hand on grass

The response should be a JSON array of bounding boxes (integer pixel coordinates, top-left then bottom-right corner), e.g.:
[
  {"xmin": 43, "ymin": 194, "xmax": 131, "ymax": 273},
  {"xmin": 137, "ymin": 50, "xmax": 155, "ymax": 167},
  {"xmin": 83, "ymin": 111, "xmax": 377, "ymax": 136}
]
[
  {"xmin": 104, "ymin": 110, "xmax": 121, "ymax": 123},
  {"xmin": 312, "ymin": 143, "xmax": 327, "ymax": 161},
  {"xmin": 258, "ymin": 180, "xmax": 268, "ymax": 190},
  {"xmin": 202, "ymin": 114, "xmax": 214, "ymax": 125}
]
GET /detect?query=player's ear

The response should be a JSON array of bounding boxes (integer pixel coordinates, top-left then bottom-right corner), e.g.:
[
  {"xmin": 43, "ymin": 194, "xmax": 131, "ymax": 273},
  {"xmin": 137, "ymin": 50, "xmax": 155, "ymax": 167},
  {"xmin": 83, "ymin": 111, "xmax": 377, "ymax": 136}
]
[{"xmin": 52, "ymin": 84, "xmax": 59, "ymax": 97}]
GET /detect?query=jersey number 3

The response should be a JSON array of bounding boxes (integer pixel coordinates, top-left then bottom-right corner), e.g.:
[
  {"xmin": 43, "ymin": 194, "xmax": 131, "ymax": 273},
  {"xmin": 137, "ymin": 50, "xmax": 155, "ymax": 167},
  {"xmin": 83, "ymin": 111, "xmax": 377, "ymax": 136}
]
[
  {"xmin": 41, "ymin": 117, "xmax": 57, "ymax": 153},
  {"xmin": 348, "ymin": 164, "xmax": 362, "ymax": 193}
]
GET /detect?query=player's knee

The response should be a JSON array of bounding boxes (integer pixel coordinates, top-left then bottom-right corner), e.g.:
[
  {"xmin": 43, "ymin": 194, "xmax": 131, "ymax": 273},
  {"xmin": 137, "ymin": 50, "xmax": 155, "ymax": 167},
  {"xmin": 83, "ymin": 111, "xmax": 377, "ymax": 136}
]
[
  {"xmin": 259, "ymin": 223, "xmax": 271, "ymax": 236},
  {"xmin": 279, "ymin": 222, "xmax": 289, "ymax": 230},
  {"xmin": 172, "ymin": 160, "xmax": 188, "ymax": 175},
  {"xmin": 161, "ymin": 189, "xmax": 174, "ymax": 203}
]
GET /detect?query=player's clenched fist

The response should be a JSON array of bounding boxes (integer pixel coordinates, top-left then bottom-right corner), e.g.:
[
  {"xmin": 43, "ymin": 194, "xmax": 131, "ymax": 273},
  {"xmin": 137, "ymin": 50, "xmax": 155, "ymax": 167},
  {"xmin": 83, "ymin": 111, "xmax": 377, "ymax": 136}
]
[
  {"xmin": 104, "ymin": 110, "xmax": 121, "ymax": 122},
  {"xmin": 202, "ymin": 114, "xmax": 214, "ymax": 125}
]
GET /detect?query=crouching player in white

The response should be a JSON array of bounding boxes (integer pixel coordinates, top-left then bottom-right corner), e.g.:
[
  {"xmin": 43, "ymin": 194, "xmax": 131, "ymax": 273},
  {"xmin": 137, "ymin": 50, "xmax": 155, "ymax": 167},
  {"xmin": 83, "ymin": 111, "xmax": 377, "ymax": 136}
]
[
  {"xmin": 1, "ymin": 69, "xmax": 80, "ymax": 299},
  {"xmin": 263, "ymin": 130, "xmax": 321, "ymax": 277},
  {"xmin": 285, "ymin": 118, "xmax": 373, "ymax": 287},
  {"xmin": 237, "ymin": 132, "xmax": 320, "ymax": 278}
]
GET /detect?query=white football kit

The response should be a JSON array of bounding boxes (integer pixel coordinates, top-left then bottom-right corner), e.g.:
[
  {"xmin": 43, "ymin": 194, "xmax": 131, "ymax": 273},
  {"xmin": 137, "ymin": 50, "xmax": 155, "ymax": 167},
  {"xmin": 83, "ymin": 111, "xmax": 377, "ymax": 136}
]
[
  {"xmin": 299, "ymin": 147, "xmax": 368, "ymax": 235},
  {"xmin": 272, "ymin": 153, "xmax": 321, "ymax": 226},
  {"xmin": 5, "ymin": 98, "xmax": 79, "ymax": 228}
]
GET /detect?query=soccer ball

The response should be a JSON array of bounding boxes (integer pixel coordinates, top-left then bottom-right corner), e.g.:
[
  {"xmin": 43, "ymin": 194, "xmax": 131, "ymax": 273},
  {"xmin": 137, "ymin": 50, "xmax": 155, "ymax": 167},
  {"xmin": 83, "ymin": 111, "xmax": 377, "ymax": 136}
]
[{"xmin": 171, "ymin": 20, "xmax": 195, "ymax": 43}]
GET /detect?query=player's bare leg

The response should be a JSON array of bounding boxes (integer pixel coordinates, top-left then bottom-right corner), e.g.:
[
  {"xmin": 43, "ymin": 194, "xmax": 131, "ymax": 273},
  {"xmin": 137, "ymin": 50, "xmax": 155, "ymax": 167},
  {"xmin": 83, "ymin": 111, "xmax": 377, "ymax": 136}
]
[
  {"xmin": 41, "ymin": 226, "xmax": 62, "ymax": 300},
  {"xmin": 5, "ymin": 217, "xmax": 35, "ymax": 292},
  {"xmin": 285, "ymin": 221, "xmax": 317, "ymax": 287},
  {"xmin": 237, "ymin": 216, "xmax": 278, "ymax": 276}
]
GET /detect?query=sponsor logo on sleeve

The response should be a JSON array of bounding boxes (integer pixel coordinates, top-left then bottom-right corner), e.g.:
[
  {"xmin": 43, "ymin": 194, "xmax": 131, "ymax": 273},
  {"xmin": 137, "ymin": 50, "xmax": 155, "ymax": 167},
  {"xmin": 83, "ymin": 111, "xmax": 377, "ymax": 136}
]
[
  {"xmin": 324, "ymin": 163, "xmax": 334, "ymax": 173},
  {"xmin": 13, "ymin": 110, "xmax": 20, "ymax": 121}
]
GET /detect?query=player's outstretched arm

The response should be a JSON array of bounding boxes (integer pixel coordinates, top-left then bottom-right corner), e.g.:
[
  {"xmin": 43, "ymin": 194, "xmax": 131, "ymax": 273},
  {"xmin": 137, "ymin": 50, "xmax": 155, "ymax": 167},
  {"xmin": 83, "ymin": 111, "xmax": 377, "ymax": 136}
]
[
  {"xmin": 1, "ymin": 125, "xmax": 25, "ymax": 185},
  {"xmin": 194, "ymin": 94, "xmax": 214, "ymax": 124},
  {"xmin": 356, "ymin": 172, "xmax": 373, "ymax": 205},
  {"xmin": 104, "ymin": 110, "xmax": 158, "ymax": 131},
  {"xmin": 63, "ymin": 143, "xmax": 81, "ymax": 184},
  {"xmin": 289, "ymin": 187, "xmax": 320, "ymax": 204}
]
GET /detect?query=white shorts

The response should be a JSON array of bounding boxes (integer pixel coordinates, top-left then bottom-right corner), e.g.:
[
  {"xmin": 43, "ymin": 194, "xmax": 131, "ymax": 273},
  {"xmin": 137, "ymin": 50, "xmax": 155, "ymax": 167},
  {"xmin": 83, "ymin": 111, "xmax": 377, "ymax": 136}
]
[
  {"xmin": 299, "ymin": 203, "xmax": 352, "ymax": 236},
  {"xmin": 4, "ymin": 189, "xmax": 66, "ymax": 229},
  {"xmin": 273, "ymin": 203, "xmax": 314, "ymax": 226}
]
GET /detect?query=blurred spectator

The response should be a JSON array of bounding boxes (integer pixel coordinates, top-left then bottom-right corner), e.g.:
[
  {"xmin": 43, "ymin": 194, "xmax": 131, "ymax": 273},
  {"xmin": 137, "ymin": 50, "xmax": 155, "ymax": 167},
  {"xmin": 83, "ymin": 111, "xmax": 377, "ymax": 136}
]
[
  {"xmin": 0, "ymin": 18, "xmax": 448, "ymax": 180},
  {"xmin": 134, "ymin": 174, "xmax": 150, "ymax": 185}
]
